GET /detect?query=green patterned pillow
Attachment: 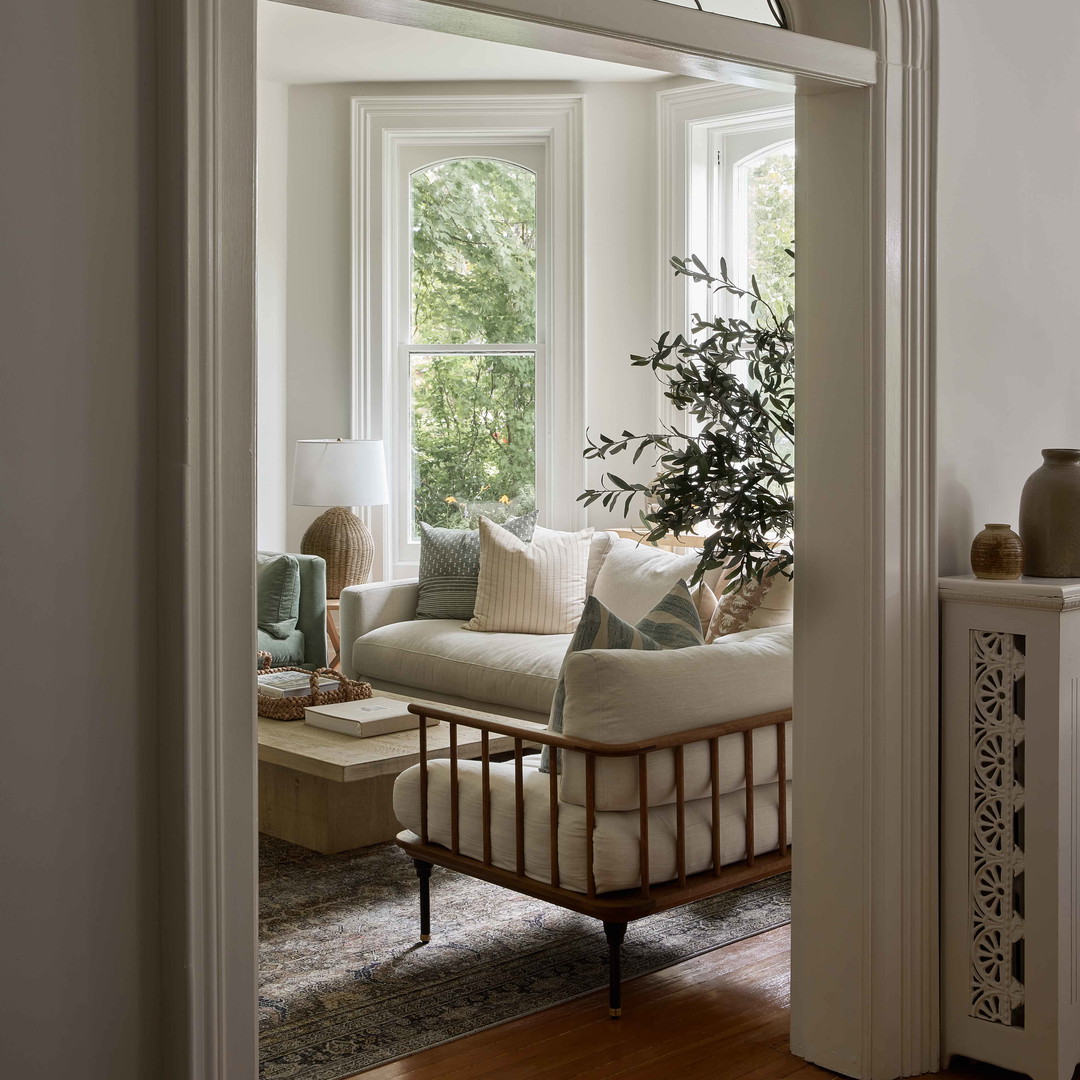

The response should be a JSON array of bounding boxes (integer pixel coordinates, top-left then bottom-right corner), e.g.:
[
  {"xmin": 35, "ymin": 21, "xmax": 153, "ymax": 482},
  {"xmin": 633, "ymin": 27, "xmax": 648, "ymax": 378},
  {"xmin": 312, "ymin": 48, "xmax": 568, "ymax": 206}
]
[
  {"xmin": 539, "ymin": 579, "xmax": 703, "ymax": 773},
  {"xmin": 416, "ymin": 511, "xmax": 538, "ymax": 620}
]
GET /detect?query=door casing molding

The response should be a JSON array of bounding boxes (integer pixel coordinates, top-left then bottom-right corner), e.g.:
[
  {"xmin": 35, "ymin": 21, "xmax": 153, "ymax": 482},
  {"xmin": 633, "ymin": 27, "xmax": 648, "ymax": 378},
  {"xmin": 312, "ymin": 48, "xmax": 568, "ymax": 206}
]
[{"xmin": 163, "ymin": 1, "xmax": 935, "ymax": 1077}]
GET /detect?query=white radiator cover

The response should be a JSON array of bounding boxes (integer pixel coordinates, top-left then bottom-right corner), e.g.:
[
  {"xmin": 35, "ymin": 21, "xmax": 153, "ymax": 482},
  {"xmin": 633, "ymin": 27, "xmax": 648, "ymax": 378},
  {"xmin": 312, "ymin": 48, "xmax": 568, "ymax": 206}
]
[{"xmin": 940, "ymin": 576, "xmax": 1080, "ymax": 1080}]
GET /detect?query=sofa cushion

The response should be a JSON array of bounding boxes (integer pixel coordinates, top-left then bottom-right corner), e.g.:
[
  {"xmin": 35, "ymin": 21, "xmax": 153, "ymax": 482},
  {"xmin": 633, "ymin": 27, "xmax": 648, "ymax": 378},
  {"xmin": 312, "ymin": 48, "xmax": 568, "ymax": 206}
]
[
  {"xmin": 416, "ymin": 511, "xmax": 537, "ymax": 621},
  {"xmin": 257, "ymin": 627, "xmax": 306, "ymax": 667},
  {"xmin": 468, "ymin": 519, "xmax": 593, "ymax": 634},
  {"xmin": 590, "ymin": 538, "xmax": 700, "ymax": 624},
  {"xmin": 746, "ymin": 569, "xmax": 793, "ymax": 628},
  {"xmin": 351, "ymin": 619, "xmax": 570, "ymax": 714},
  {"xmin": 534, "ymin": 526, "xmax": 616, "ymax": 596},
  {"xmin": 540, "ymin": 579, "xmax": 704, "ymax": 773},
  {"xmin": 256, "ymin": 552, "xmax": 300, "ymax": 639},
  {"xmin": 394, "ymin": 758, "xmax": 791, "ymax": 894}
]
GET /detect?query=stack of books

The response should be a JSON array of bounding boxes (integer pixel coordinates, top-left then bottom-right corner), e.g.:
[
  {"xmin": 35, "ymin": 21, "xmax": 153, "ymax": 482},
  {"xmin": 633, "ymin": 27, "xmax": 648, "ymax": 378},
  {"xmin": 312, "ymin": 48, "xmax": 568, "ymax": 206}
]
[
  {"xmin": 257, "ymin": 670, "xmax": 339, "ymax": 698},
  {"xmin": 304, "ymin": 696, "xmax": 439, "ymax": 738}
]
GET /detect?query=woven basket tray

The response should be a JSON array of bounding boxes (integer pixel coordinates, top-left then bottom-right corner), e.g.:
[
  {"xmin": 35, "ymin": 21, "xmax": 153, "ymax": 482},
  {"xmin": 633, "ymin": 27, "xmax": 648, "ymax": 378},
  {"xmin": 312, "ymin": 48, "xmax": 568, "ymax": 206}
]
[{"xmin": 256, "ymin": 656, "xmax": 372, "ymax": 721}]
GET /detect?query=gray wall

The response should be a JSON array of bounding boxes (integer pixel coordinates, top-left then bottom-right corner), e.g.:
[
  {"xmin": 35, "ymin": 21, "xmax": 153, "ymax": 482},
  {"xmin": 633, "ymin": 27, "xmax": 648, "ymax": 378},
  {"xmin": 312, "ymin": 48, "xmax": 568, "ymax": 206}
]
[
  {"xmin": 935, "ymin": 0, "xmax": 1080, "ymax": 572},
  {"xmin": 258, "ymin": 79, "xmax": 291, "ymax": 551},
  {"xmin": 0, "ymin": 1, "xmax": 160, "ymax": 1077},
  {"xmin": 273, "ymin": 78, "xmax": 665, "ymax": 563}
]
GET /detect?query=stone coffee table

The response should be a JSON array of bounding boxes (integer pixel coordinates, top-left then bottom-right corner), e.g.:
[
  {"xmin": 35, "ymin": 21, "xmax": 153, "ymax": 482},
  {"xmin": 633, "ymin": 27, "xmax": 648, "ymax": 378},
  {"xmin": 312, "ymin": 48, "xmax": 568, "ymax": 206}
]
[{"xmin": 257, "ymin": 692, "xmax": 539, "ymax": 853}]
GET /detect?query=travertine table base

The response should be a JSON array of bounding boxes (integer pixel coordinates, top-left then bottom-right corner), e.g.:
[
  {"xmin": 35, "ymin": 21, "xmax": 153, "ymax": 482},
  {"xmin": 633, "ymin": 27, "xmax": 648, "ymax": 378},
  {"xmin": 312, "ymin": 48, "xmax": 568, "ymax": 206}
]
[{"xmin": 257, "ymin": 693, "xmax": 537, "ymax": 853}]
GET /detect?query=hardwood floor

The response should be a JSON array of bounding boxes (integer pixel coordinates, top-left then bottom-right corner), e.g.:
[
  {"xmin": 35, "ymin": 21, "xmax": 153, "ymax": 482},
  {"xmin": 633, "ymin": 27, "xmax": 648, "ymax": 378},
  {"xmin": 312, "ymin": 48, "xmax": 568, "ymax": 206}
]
[{"xmin": 351, "ymin": 925, "xmax": 1018, "ymax": 1080}]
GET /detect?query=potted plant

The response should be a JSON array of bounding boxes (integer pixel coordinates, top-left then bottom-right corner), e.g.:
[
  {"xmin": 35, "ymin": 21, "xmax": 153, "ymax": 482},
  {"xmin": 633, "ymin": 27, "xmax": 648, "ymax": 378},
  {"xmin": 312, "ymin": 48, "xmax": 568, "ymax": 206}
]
[{"xmin": 580, "ymin": 253, "xmax": 794, "ymax": 590}]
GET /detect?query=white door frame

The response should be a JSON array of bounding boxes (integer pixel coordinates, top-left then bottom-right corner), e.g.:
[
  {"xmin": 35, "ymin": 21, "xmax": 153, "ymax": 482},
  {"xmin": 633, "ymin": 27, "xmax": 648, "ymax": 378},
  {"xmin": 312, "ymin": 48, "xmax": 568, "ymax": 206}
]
[{"xmin": 162, "ymin": 1, "xmax": 935, "ymax": 1077}]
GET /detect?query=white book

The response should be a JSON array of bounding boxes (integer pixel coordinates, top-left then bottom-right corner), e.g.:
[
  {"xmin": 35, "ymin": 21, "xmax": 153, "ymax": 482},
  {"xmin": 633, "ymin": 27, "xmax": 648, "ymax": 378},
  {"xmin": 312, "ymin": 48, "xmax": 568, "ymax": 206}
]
[
  {"xmin": 304, "ymin": 696, "xmax": 440, "ymax": 738},
  {"xmin": 257, "ymin": 671, "xmax": 338, "ymax": 698}
]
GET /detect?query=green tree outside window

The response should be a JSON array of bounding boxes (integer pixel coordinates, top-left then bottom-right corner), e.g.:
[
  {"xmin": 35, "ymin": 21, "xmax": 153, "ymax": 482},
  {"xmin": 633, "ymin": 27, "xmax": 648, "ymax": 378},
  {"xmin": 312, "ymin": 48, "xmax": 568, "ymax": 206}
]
[{"xmin": 409, "ymin": 158, "xmax": 538, "ymax": 529}]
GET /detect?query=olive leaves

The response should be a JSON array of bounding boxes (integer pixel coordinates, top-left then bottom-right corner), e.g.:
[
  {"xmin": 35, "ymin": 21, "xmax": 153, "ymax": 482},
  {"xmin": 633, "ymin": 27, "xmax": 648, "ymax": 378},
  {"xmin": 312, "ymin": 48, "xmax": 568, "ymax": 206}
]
[{"xmin": 579, "ymin": 253, "xmax": 794, "ymax": 590}]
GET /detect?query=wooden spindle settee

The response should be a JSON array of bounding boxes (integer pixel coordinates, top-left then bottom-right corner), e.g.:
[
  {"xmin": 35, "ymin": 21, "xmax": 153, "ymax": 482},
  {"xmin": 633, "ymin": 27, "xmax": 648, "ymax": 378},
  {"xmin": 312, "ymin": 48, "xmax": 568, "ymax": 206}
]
[{"xmin": 393, "ymin": 628, "xmax": 793, "ymax": 1018}]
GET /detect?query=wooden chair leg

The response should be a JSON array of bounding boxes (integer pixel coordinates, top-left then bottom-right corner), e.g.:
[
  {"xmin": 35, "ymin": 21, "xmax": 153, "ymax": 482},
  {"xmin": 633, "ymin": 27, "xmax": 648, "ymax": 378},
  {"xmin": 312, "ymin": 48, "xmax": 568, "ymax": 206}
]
[
  {"xmin": 414, "ymin": 859, "xmax": 432, "ymax": 943},
  {"xmin": 603, "ymin": 921, "xmax": 627, "ymax": 1018}
]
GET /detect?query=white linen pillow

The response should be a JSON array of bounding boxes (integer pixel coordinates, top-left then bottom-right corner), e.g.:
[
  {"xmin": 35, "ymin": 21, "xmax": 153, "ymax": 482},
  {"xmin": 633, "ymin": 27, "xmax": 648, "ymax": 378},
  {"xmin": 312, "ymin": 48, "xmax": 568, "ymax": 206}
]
[
  {"xmin": 467, "ymin": 518, "xmax": 593, "ymax": 634},
  {"xmin": 590, "ymin": 538, "xmax": 700, "ymax": 624},
  {"xmin": 533, "ymin": 525, "xmax": 616, "ymax": 596}
]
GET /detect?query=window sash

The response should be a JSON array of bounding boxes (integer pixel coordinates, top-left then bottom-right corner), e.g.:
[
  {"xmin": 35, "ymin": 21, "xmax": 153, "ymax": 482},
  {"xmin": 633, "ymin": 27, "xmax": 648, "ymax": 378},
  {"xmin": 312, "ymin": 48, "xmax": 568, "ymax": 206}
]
[
  {"xmin": 392, "ymin": 142, "xmax": 548, "ymax": 565},
  {"xmin": 401, "ymin": 345, "xmax": 541, "ymax": 542}
]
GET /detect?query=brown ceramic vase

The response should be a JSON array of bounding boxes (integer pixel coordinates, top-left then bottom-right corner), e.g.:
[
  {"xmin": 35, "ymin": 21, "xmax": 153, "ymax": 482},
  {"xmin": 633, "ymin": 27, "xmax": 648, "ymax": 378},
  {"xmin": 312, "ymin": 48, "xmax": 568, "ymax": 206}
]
[
  {"xmin": 969, "ymin": 524, "xmax": 1024, "ymax": 581},
  {"xmin": 1018, "ymin": 448, "xmax": 1080, "ymax": 577}
]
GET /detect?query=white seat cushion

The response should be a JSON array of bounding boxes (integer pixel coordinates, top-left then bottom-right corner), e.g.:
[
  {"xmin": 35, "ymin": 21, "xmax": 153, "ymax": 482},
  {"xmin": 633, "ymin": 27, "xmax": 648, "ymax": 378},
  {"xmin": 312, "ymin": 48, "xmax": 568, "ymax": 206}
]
[
  {"xmin": 352, "ymin": 620, "xmax": 570, "ymax": 714},
  {"xmin": 394, "ymin": 758, "xmax": 792, "ymax": 895}
]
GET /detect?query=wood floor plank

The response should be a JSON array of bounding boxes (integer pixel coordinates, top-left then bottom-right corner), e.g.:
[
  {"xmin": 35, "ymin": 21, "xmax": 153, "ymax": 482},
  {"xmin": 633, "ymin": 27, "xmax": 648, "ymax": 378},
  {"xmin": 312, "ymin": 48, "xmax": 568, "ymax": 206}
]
[{"xmin": 353, "ymin": 925, "xmax": 1022, "ymax": 1080}]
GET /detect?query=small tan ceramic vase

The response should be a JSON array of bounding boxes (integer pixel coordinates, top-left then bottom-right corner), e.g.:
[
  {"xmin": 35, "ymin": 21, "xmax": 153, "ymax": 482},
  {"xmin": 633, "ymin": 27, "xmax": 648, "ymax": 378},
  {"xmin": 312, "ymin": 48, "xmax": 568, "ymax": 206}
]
[{"xmin": 970, "ymin": 523, "xmax": 1024, "ymax": 581}]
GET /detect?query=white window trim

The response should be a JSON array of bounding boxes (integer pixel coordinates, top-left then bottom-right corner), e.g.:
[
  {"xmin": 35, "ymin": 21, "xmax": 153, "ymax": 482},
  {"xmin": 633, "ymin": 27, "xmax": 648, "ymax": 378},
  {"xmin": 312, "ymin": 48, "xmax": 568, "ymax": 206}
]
[
  {"xmin": 352, "ymin": 95, "xmax": 585, "ymax": 579},
  {"xmin": 656, "ymin": 83, "xmax": 794, "ymax": 430}
]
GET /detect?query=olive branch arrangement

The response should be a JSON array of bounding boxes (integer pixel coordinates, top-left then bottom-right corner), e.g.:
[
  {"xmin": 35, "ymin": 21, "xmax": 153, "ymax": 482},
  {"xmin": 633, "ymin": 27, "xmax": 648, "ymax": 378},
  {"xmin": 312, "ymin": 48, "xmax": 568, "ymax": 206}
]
[{"xmin": 579, "ymin": 252, "xmax": 794, "ymax": 590}]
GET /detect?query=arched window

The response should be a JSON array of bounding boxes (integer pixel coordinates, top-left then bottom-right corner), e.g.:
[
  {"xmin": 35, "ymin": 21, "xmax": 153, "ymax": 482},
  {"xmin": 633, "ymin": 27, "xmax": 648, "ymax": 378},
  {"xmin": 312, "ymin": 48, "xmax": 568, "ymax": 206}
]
[
  {"xmin": 407, "ymin": 158, "xmax": 539, "ymax": 537},
  {"xmin": 651, "ymin": 0, "xmax": 787, "ymax": 28},
  {"xmin": 357, "ymin": 98, "xmax": 582, "ymax": 578},
  {"xmin": 657, "ymin": 85, "xmax": 793, "ymax": 432},
  {"xmin": 732, "ymin": 140, "xmax": 795, "ymax": 317}
]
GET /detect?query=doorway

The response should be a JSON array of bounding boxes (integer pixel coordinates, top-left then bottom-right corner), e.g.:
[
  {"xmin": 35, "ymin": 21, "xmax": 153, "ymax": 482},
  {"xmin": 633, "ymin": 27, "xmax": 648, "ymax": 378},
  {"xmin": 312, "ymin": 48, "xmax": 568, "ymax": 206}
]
[{"xmin": 161, "ymin": 2, "xmax": 936, "ymax": 1078}]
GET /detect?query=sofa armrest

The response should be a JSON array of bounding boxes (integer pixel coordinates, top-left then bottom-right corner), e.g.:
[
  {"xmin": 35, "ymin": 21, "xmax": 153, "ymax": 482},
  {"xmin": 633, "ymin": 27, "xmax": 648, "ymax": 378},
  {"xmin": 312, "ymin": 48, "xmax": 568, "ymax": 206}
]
[
  {"xmin": 339, "ymin": 578, "xmax": 419, "ymax": 679},
  {"xmin": 561, "ymin": 626, "xmax": 792, "ymax": 744}
]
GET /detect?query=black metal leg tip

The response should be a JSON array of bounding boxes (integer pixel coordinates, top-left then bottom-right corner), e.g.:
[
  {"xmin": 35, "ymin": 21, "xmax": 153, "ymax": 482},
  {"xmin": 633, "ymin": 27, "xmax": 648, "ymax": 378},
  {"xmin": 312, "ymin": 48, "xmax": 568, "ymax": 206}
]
[
  {"xmin": 419, "ymin": 934, "xmax": 431, "ymax": 943},
  {"xmin": 609, "ymin": 1008, "xmax": 621, "ymax": 1019}
]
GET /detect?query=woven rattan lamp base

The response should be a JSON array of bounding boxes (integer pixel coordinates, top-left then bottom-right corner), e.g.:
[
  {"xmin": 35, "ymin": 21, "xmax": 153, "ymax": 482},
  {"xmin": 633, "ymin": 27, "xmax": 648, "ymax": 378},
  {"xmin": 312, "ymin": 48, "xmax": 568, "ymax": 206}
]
[{"xmin": 300, "ymin": 506, "xmax": 373, "ymax": 597}]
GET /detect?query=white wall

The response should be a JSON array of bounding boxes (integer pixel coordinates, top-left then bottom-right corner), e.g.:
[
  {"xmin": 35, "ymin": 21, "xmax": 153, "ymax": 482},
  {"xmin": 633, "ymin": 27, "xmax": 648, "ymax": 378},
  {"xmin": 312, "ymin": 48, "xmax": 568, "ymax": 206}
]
[
  {"xmin": 0, "ymin": 1, "xmax": 160, "ymax": 1077},
  {"xmin": 936, "ymin": 1, "xmax": 1080, "ymax": 574},
  {"xmin": 257, "ymin": 80, "xmax": 290, "ymax": 551},
  {"xmin": 278, "ymin": 78, "xmax": 673, "ymax": 562}
]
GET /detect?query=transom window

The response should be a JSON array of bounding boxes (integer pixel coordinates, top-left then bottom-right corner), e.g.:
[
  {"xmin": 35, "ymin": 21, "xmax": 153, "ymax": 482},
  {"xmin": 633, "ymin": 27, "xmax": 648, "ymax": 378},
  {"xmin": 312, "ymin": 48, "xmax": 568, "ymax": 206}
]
[
  {"xmin": 408, "ymin": 158, "xmax": 539, "ymax": 534},
  {"xmin": 651, "ymin": 0, "xmax": 787, "ymax": 28}
]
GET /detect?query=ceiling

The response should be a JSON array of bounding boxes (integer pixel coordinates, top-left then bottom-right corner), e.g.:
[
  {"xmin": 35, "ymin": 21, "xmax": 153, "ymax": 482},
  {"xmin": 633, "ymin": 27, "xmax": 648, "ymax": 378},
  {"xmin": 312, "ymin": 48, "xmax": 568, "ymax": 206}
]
[{"xmin": 258, "ymin": 1, "xmax": 674, "ymax": 85}]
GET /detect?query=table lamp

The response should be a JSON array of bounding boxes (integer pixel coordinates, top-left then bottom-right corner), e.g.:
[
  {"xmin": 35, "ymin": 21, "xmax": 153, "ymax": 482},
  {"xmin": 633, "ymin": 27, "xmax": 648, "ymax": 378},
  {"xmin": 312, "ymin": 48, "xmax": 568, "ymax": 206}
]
[{"xmin": 292, "ymin": 439, "xmax": 388, "ymax": 597}]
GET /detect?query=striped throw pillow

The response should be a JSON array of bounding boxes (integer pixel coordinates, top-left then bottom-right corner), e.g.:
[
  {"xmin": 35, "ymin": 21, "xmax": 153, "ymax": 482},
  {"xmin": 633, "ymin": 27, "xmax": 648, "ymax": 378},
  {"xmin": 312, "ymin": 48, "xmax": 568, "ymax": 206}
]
[
  {"xmin": 416, "ymin": 511, "xmax": 537, "ymax": 620},
  {"xmin": 466, "ymin": 518, "xmax": 593, "ymax": 635},
  {"xmin": 539, "ymin": 580, "xmax": 704, "ymax": 773}
]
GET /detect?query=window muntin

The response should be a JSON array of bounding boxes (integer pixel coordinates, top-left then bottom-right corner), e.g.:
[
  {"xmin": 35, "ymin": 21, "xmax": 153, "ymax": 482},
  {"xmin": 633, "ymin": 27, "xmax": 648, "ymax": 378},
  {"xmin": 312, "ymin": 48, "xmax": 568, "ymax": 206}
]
[{"xmin": 404, "ymin": 154, "xmax": 540, "ymax": 538}]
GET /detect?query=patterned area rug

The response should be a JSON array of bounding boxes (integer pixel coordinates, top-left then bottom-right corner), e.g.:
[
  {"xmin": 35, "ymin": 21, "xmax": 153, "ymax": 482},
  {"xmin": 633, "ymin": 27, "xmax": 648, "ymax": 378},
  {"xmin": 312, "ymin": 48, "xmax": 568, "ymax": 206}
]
[{"xmin": 259, "ymin": 835, "xmax": 791, "ymax": 1080}]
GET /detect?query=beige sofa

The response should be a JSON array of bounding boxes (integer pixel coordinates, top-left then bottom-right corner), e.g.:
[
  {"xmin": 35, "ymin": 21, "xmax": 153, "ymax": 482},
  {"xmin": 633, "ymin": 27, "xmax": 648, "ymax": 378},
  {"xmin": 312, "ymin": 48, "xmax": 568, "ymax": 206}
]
[{"xmin": 338, "ymin": 533, "xmax": 793, "ymax": 725}]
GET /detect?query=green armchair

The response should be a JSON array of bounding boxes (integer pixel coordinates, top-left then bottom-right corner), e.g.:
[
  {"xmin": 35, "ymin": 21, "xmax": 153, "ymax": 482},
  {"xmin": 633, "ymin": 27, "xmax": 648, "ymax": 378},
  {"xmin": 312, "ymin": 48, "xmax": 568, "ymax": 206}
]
[{"xmin": 257, "ymin": 551, "xmax": 328, "ymax": 670}]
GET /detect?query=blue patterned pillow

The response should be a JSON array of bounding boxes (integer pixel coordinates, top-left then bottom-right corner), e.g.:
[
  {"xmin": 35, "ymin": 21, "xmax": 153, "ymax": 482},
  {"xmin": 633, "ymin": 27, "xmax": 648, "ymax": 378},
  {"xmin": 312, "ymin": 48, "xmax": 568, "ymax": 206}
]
[
  {"xmin": 416, "ymin": 511, "xmax": 538, "ymax": 620},
  {"xmin": 538, "ymin": 579, "xmax": 704, "ymax": 773}
]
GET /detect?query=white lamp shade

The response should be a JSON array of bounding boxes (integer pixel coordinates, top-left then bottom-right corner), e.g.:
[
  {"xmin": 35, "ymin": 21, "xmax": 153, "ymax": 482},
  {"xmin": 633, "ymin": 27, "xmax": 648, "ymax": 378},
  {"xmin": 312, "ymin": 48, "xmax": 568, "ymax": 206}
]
[{"xmin": 291, "ymin": 439, "xmax": 388, "ymax": 507}]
